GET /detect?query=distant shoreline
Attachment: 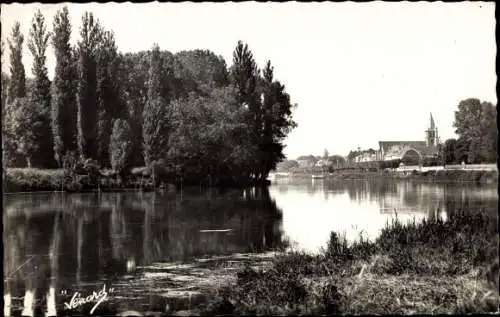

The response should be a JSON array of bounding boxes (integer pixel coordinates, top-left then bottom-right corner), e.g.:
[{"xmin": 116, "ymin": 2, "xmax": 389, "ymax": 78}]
[{"xmin": 270, "ymin": 168, "xmax": 498, "ymax": 184}]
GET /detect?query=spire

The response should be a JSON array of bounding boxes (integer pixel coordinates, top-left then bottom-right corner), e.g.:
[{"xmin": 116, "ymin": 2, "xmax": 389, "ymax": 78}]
[{"xmin": 430, "ymin": 112, "xmax": 435, "ymax": 130}]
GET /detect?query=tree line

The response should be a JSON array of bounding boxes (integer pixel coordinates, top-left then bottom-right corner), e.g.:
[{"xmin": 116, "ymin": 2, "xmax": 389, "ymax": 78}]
[{"xmin": 2, "ymin": 7, "xmax": 297, "ymax": 186}]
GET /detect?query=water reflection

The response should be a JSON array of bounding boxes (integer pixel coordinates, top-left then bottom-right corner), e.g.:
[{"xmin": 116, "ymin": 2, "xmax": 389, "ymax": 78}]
[
  {"xmin": 3, "ymin": 188, "xmax": 284, "ymax": 316},
  {"xmin": 3, "ymin": 180, "xmax": 498, "ymax": 315},
  {"xmin": 270, "ymin": 179, "xmax": 498, "ymax": 252}
]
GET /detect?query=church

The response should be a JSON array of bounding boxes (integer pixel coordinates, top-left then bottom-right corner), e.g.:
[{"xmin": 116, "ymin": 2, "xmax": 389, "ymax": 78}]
[{"xmin": 377, "ymin": 113, "xmax": 440, "ymax": 163}]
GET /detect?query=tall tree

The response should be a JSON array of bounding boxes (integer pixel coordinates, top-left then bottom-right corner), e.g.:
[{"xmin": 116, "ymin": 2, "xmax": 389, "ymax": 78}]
[
  {"xmin": 7, "ymin": 22, "xmax": 26, "ymax": 103},
  {"xmin": 1, "ymin": 40, "xmax": 6, "ymax": 108},
  {"xmin": 118, "ymin": 51, "xmax": 150, "ymax": 167},
  {"xmin": 52, "ymin": 6, "xmax": 77, "ymax": 165},
  {"xmin": 76, "ymin": 12, "xmax": 102, "ymax": 161},
  {"xmin": 1, "ymin": 40, "xmax": 10, "ymax": 168},
  {"xmin": 230, "ymin": 41, "xmax": 260, "ymax": 110},
  {"xmin": 259, "ymin": 60, "xmax": 276, "ymax": 179},
  {"xmin": 28, "ymin": 10, "xmax": 55, "ymax": 167},
  {"xmin": 230, "ymin": 41, "xmax": 262, "ymax": 178},
  {"xmin": 4, "ymin": 22, "xmax": 28, "ymax": 167},
  {"xmin": 96, "ymin": 29, "xmax": 121, "ymax": 167},
  {"xmin": 258, "ymin": 60, "xmax": 297, "ymax": 179},
  {"xmin": 142, "ymin": 44, "xmax": 170, "ymax": 167}
]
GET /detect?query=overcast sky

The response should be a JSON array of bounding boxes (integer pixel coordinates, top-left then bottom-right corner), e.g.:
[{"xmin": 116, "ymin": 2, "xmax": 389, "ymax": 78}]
[{"xmin": 1, "ymin": 2, "xmax": 496, "ymax": 159}]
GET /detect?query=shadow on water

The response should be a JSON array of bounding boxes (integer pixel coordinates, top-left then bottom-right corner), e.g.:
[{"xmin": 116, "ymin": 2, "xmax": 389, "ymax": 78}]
[{"xmin": 3, "ymin": 187, "xmax": 286, "ymax": 316}]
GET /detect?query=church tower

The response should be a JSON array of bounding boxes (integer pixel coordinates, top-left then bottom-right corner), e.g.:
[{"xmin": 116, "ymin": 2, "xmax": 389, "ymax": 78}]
[{"xmin": 425, "ymin": 113, "xmax": 438, "ymax": 147}]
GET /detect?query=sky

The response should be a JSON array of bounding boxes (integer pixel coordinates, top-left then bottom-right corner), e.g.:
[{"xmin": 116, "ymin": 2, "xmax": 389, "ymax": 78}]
[{"xmin": 1, "ymin": 2, "xmax": 496, "ymax": 160}]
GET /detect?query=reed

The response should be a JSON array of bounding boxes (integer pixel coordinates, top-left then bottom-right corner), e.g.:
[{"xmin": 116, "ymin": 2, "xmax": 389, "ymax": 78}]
[{"xmin": 202, "ymin": 208, "xmax": 499, "ymax": 315}]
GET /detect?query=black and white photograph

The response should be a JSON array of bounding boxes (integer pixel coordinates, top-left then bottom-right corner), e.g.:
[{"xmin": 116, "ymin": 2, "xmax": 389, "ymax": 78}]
[{"xmin": 1, "ymin": 2, "xmax": 498, "ymax": 316}]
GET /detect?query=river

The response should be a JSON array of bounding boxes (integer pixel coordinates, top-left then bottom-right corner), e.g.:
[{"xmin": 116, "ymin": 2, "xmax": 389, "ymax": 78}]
[{"xmin": 3, "ymin": 179, "xmax": 497, "ymax": 316}]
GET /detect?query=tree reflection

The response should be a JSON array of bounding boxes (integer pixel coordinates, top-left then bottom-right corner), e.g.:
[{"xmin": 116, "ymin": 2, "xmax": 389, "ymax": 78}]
[{"xmin": 3, "ymin": 187, "xmax": 285, "ymax": 315}]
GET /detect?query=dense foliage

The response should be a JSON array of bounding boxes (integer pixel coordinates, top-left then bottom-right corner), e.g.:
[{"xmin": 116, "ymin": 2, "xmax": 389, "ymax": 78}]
[
  {"xmin": 3, "ymin": 7, "xmax": 297, "ymax": 186},
  {"xmin": 442, "ymin": 98, "xmax": 498, "ymax": 164}
]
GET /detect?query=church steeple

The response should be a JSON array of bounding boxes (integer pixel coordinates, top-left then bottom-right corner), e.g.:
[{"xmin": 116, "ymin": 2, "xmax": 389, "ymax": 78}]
[{"xmin": 426, "ymin": 112, "xmax": 438, "ymax": 147}]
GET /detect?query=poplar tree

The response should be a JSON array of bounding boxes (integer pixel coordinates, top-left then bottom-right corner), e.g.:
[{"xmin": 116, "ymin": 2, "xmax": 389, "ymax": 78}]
[
  {"xmin": 5, "ymin": 22, "xmax": 28, "ymax": 167},
  {"xmin": 7, "ymin": 22, "xmax": 26, "ymax": 103},
  {"xmin": 96, "ymin": 30, "xmax": 121, "ymax": 167},
  {"xmin": 28, "ymin": 9, "xmax": 55, "ymax": 167},
  {"xmin": 76, "ymin": 12, "xmax": 102, "ymax": 161},
  {"xmin": 142, "ymin": 44, "xmax": 169, "ymax": 167},
  {"xmin": 52, "ymin": 6, "xmax": 77, "ymax": 165},
  {"xmin": 230, "ymin": 41, "xmax": 262, "ymax": 179},
  {"xmin": 1, "ymin": 40, "xmax": 10, "ymax": 168},
  {"xmin": 260, "ymin": 60, "xmax": 276, "ymax": 178}
]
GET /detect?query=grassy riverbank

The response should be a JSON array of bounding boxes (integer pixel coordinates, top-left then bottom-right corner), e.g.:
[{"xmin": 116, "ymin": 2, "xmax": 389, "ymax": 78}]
[
  {"xmin": 3, "ymin": 168, "xmax": 270, "ymax": 193},
  {"xmin": 200, "ymin": 210, "xmax": 499, "ymax": 315},
  {"xmin": 3, "ymin": 168, "xmax": 117, "ymax": 193},
  {"xmin": 389, "ymin": 169, "xmax": 498, "ymax": 183}
]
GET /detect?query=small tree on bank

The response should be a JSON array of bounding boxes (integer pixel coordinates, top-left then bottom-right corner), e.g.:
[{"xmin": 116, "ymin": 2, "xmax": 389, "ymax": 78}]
[
  {"xmin": 11, "ymin": 97, "xmax": 40, "ymax": 167},
  {"xmin": 110, "ymin": 118, "xmax": 132, "ymax": 173}
]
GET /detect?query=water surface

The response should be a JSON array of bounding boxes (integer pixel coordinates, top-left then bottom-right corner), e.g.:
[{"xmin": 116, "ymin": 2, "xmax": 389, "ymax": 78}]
[{"xmin": 3, "ymin": 179, "xmax": 497, "ymax": 316}]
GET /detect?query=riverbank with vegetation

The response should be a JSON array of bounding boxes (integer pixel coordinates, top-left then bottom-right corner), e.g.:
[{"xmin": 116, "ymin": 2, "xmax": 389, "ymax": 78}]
[
  {"xmin": 3, "ymin": 167, "xmax": 271, "ymax": 193},
  {"xmin": 278, "ymin": 168, "xmax": 498, "ymax": 184},
  {"xmin": 4, "ymin": 166, "xmax": 497, "ymax": 193},
  {"xmin": 194, "ymin": 209, "xmax": 498, "ymax": 315},
  {"xmin": 390, "ymin": 168, "xmax": 498, "ymax": 183}
]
